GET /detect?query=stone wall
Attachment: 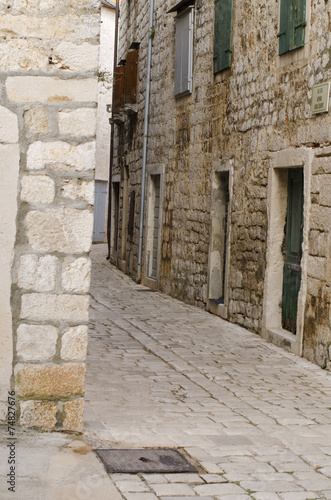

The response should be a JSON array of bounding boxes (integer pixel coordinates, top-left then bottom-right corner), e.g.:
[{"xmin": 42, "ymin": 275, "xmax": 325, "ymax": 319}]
[
  {"xmin": 305, "ymin": 146, "xmax": 331, "ymax": 369},
  {"xmin": 113, "ymin": 0, "xmax": 331, "ymax": 369},
  {"xmin": 0, "ymin": 0, "xmax": 100, "ymax": 431}
]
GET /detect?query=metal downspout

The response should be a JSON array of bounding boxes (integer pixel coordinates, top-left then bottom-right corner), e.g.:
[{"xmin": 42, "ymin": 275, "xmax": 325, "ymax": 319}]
[
  {"xmin": 137, "ymin": 0, "xmax": 155, "ymax": 281},
  {"xmin": 106, "ymin": 0, "xmax": 119, "ymax": 260}
]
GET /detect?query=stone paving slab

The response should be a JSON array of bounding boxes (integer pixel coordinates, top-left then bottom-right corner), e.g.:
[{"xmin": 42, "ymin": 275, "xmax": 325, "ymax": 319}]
[
  {"xmin": 0, "ymin": 429, "xmax": 122, "ymax": 500},
  {"xmin": 84, "ymin": 245, "xmax": 331, "ymax": 500}
]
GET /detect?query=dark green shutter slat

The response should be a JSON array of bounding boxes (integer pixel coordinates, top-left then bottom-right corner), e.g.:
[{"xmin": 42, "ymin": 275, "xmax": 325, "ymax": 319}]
[
  {"xmin": 278, "ymin": 0, "xmax": 290, "ymax": 55},
  {"xmin": 293, "ymin": 0, "xmax": 306, "ymax": 50},
  {"xmin": 214, "ymin": 0, "xmax": 233, "ymax": 74},
  {"xmin": 279, "ymin": 0, "xmax": 306, "ymax": 55}
]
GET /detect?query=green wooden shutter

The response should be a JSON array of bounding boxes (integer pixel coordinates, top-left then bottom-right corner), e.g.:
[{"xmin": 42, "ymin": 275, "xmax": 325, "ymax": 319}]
[
  {"xmin": 278, "ymin": 0, "xmax": 290, "ymax": 55},
  {"xmin": 278, "ymin": 0, "xmax": 306, "ymax": 55},
  {"xmin": 214, "ymin": 0, "xmax": 233, "ymax": 74},
  {"xmin": 293, "ymin": 0, "xmax": 306, "ymax": 50}
]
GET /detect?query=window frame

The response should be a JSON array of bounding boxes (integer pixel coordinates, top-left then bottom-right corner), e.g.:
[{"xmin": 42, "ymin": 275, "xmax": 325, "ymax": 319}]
[{"xmin": 174, "ymin": 5, "xmax": 194, "ymax": 98}]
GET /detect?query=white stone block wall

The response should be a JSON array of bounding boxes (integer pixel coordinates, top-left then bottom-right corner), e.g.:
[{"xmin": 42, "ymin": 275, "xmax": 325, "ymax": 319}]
[{"xmin": 0, "ymin": 0, "xmax": 100, "ymax": 431}]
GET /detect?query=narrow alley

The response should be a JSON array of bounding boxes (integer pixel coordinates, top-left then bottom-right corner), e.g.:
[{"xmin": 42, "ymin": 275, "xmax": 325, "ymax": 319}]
[{"xmin": 84, "ymin": 244, "xmax": 331, "ymax": 499}]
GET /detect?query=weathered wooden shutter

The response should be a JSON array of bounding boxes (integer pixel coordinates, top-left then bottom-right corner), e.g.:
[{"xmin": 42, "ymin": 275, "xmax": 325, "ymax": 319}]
[
  {"xmin": 278, "ymin": 0, "xmax": 306, "ymax": 55},
  {"xmin": 278, "ymin": 0, "xmax": 290, "ymax": 55},
  {"xmin": 213, "ymin": 0, "xmax": 233, "ymax": 74},
  {"xmin": 125, "ymin": 50, "xmax": 139, "ymax": 104},
  {"xmin": 113, "ymin": 66, "xmax": 125, "ymax": 113},
  {"xmin": 174, "ymin": 6, "xmax": 193, "ymax": 97},
  {"xmin": 293, "ymin": 0, "xmax": 306, "ymax": 50}
]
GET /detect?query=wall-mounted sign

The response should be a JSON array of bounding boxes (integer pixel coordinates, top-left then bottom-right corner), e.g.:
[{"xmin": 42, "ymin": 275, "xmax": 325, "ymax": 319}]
[{"xmin": 311, "ymin": 82, "xmax": 330, "ymax": 115}]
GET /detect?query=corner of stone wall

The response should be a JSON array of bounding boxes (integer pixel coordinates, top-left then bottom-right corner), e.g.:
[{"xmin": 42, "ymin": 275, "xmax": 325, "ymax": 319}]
[
  {"xmin": 303, "ymin": 145, "xmax": 331, "ymax": 371},
  {"xmin": 0, "ymin": 0, "xmax": 101, "ymax": 432}
]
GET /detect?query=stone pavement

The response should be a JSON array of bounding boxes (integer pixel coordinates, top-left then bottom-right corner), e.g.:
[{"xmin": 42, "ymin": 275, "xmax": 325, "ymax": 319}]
[{"xmin": 84, "ymin": 244, "xmax": 331, "ymax": 500}]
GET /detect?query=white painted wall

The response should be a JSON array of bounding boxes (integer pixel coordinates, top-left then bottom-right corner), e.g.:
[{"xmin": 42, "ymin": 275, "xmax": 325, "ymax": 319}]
[{"xmin": 95, "ymin": 4, "xmax": 116, "ymax": 181}]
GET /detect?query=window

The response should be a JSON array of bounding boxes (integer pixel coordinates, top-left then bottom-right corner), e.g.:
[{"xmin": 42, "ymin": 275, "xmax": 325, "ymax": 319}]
[
  {"xmin": 214, "ymin": 0, "xmax": 233, "ymax": 74},
  {"xmin": 174, "ymin": 6, "xmax": 194, "ymax": 97},
  {"xmin": 278, "ymin": 0, "xmax": 306, "ymax": 55}
]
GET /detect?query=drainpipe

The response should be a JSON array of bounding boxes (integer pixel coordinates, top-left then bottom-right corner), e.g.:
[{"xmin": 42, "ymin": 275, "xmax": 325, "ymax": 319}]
[
  {"xmin": 106, "ymin": 0, "xmax": 119, "ymax": 260},
  {"xmin": 137, "ymin": 0, "xmax": 155, "ymax": 281}
]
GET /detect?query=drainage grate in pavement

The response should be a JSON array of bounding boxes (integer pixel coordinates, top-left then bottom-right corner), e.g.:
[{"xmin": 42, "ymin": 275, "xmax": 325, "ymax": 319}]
[{"xmin": 94, "ymin": 448, "xmax": 198, "ymax": 473}]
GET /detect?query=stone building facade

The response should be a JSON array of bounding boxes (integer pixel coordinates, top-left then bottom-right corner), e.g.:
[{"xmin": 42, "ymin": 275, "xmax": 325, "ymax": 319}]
[
  {"xmin": 111, "ymin": 0, "xmax": 331, "ymax": 369},
  {"xmin": 0, "ymin": 0, "xmax": 100, "ymax": 431}
]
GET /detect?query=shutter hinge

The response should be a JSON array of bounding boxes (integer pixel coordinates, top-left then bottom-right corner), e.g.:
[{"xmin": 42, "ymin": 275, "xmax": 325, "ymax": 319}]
[
  {"xmin": 277, "ymin": 31, "xmax": 285, "ymax": 38},
  {"xmin": 295, "ymin": 21, "xmax": 307, "ymax": 28},
  {"xmin": 225, "ymin": 49, "xmax": 232, "ymax": 53}
]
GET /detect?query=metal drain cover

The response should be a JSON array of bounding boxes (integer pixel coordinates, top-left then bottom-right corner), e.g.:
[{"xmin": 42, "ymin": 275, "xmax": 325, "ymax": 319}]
[{"xmin": 94, "ymin": 448, "xmax": 197, "ymax": 473}]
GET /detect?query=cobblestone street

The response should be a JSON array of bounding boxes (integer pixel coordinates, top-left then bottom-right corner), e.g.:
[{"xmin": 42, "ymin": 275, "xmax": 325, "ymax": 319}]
[{"xmin": 85, "ymin": 244, "xmax": 331, "ymax": 500}]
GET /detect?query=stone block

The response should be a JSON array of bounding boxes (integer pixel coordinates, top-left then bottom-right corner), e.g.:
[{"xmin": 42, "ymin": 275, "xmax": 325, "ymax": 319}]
[
  {"xmin": 319, "ymin": 175, "xmax": 331, "ymax": 207},
  {"xmin": 0, "ymin": 13, "xmax": 100, "ymax": 42},
  {"xmin": 27, "ymin": 141, "xmax": 95, "ymax": 172},
  {"xmin": 21, "ymin": 293, "xmax": 90, "ymax": 322},
  {"xmin": 62, "ymin": 399, "xmax": 84, "ymax": 432},
  {"xmin": 62, "ymin": 257, "xmax": 91, "ymax": 293},
  {"xmin": 0, "ymin": 106, "xmax": 18, "ymax": 143},
  {"xmin": 315, "ymin": 343, "xmax": 327, "ymax": 367},
  {"xmin": 307, "ymin": 255, "xmax": 327, "ymax": 281},
  {"xmin": 58, "ymin": 108, "xmax": 97, "ymax": 137},
  {"xmin": 18, "ymin": 254, "xmax": 57, "ymax": 292},
  {"xmin": 0, "ymin": 39, "xmax": 48, "ymax": 72},
  {"xmin": 16, "ymin": 324, "xmax": 58, "ymax": 362},
  {"xmin": 24, "ymin": 108, "xmax": 49, "ymax": 136},
  {"xmin": 20, "ymin": 401, "xmax": 58, "ymax": 430},
  {"xmin": 61, "ymin": 179, "xmax": 95, "ymax": 204},
  {"xmin": 310, "ymin": 205, "xmax": 331, "ymax": 232},
  {"xmin": 54, "ymin": 42, "xmax": 99, "ymax": 72},
  {"xmin": 20, "ymin": 175, "xmax": 55, "ymax": 204},
  {"xmin": 15, "ymin": 363, "xmax": 86, "ymax": 397},
  {"xmin": 6, "ymin": 76, "xmax": 97, "ymax": 103},
  {"xmin": 26, "ymin": 208, "xmax": 93, "ymax": 253},
  {"xmin": 312, "ymin": 157, "xmax": 331, "ymax": 175},
  {"xmin": 60, "ymin": 326, "xmax": 88, "ymax": 361},
  {"xmin": 39, "ymin": 0, "xmax": 100, "ymax": 11}
]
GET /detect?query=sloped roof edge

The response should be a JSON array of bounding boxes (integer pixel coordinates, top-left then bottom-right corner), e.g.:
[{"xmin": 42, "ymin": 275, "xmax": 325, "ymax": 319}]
[
  {"xmin": 102, "ymin": 0, "xmax": 116, "ymax": 10},
  {"xmin": 167, "ymin": 0, "xmax": 194, "ymax": 14}
]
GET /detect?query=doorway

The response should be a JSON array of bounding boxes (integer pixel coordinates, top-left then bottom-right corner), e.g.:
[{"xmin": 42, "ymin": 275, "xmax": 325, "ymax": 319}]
[
  {"xmin": 282, "ymin": 168, "xmax": 304, "ymax": 334},
  {"xmin": 207, "ymin": 169, "xmax": 231, "ymax": 319},
  {"xmin": 263, "ymin": 148, "xmax": 312, "ymax": 355},
  {"xmin": 93, "ymin": 180, "xmax": 108, "ymax": 242},
  {"xmin": 147, "ymin": 174, "xmax": 161, "ymax": 280}
]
